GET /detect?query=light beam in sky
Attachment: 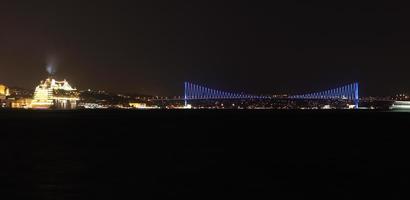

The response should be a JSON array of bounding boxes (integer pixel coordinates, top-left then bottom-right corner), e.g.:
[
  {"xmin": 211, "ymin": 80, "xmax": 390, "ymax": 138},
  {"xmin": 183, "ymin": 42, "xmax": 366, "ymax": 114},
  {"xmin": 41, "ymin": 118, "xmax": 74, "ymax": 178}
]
[{"xmin": 46, "ymin": 56, "xmax": 58, "ymax": 76}]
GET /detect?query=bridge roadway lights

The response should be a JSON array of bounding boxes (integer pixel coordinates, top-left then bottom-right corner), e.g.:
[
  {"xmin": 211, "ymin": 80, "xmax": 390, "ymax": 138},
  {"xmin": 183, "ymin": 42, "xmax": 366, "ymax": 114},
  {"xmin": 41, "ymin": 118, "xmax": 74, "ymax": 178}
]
[{"xmin": 183, "ymin": 82, "xmax": 359, "ymax": 108}]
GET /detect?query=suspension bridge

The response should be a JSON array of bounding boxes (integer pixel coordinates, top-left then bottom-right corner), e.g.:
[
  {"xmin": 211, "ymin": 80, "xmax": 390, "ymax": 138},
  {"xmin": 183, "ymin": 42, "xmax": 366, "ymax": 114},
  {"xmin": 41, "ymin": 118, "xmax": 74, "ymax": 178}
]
[{"xmin": 150, "ymin": 81, "xmax": 360, "ymax": 109}]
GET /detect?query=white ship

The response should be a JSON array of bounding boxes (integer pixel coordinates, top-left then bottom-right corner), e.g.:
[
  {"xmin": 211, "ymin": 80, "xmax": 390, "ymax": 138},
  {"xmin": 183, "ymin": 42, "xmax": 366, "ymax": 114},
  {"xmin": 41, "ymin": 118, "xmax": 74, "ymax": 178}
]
[{"xmin": 31, "ymin": 78, "xmax": 80, "ymax": 109}]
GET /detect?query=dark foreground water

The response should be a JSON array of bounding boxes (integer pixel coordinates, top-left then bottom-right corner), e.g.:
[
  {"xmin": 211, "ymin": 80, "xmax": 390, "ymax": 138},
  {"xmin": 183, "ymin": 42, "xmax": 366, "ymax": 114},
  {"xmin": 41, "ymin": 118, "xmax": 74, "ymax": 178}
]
[{"xmin": 0, "ymin": 110, "xmax": 409, "ymax": 199}]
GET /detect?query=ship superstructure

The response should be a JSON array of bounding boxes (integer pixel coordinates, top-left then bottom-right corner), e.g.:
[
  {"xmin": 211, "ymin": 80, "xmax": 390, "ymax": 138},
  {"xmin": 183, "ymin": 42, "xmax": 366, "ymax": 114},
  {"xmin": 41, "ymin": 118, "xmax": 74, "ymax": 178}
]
[{"xmin": 31, "ymin": 78, "xmax": 79, "ymax": 109}]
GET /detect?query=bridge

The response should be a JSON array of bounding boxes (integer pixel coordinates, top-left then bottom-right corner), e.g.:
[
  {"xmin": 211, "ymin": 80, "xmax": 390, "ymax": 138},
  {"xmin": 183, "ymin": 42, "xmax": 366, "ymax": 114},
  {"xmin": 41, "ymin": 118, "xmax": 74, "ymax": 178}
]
[{"xmin": 182, "ymin": 81, "xmax": 359, "ymax": 108}]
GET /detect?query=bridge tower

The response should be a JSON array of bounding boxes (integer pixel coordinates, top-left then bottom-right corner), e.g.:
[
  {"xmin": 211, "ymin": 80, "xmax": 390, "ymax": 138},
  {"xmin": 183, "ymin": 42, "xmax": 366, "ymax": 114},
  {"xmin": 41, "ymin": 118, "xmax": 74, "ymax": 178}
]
[
  {"xmin": 184, "ymin": 82, "xmax": 188, "ymax": 106},
  {"xmin": 354, "ymin": 82, "xmax": 359, "ymax": 109}
]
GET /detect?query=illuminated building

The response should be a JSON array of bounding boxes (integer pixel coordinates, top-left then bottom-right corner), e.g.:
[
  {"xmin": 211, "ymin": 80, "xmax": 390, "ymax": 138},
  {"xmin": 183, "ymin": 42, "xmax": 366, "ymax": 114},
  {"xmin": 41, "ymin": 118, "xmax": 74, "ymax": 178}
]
[
  {"xmin": 78, "ymin": 103, "xmax": 109, "ymax": 109},
  {"xmin": 0, "ymin": 84, "xmax": 10, "ymax": 100},
  {"xmin": 390, "ymin": 101, "xmax": 410, "ymax": 110},
  {"xmin": 31, "ymin": 78, "xmax": 80, "ymax": 109},
  {"xmin": 11, "ymin": 98, "xmax": 33, "ymax": 109},
  {"xmin": 129, "ymin": 103, "xmax": 147, "ymax": 108},
  {"xmin": 129, "ymin": 102, "xmax": 160, "ymax": 109}
]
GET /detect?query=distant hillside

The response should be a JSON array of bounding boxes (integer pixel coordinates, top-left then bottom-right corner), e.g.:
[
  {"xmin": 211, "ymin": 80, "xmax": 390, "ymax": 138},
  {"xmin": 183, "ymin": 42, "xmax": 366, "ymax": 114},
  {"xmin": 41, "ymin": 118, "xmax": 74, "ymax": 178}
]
[
  {"xmin": 79, "ymin": 90, "xmax": 152, "ymax": 105},
  {"xmin": 8, "ymin": 87, "xmax": 33, "ymax": 98}
]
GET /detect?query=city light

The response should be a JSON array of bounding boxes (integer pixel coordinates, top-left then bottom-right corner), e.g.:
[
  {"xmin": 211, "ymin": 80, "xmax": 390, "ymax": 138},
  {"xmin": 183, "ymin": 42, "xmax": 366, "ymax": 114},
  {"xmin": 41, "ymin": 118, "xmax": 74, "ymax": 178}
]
[{"xmin": 0, "ymin": 75, "xmax": 408, "ymax": 110}]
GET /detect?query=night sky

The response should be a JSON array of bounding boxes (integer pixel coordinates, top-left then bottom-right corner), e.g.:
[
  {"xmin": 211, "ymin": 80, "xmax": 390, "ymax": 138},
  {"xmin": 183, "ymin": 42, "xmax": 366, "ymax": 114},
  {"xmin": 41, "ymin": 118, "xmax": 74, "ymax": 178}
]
[{"xmin": 0, "ymin": 1, "xmax": 409, "ymax": 96}]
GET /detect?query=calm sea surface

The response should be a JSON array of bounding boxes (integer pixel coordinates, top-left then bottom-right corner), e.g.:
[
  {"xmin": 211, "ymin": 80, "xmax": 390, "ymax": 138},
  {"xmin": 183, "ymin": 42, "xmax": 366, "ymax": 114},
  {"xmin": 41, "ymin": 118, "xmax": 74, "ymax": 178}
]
[{"xmin": 0, "ymin": 110, "xmax": 409, "ymax": 199}]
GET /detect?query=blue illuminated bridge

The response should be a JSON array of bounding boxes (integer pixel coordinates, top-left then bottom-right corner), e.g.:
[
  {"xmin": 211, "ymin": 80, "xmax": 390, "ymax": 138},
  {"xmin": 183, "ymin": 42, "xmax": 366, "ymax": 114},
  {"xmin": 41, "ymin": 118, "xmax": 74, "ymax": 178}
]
[{"xmin": 180, "ymin": 82, "xmax": 359, "ymax": 108}]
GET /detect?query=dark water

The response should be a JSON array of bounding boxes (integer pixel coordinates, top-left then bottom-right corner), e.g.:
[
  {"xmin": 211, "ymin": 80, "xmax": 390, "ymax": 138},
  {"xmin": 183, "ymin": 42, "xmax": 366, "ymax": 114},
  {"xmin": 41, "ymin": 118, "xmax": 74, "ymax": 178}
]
[{"xmin": 0, "ymin": 110, "xmax": 409, "ymax": 199}]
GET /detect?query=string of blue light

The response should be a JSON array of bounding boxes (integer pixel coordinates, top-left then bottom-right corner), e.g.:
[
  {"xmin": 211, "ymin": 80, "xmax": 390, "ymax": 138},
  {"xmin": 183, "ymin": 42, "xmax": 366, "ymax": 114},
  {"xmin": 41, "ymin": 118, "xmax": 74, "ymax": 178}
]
[{"xmin": 184, "ymin": 82, "xmax": 359, "ymax": 108}]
